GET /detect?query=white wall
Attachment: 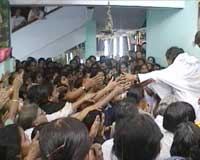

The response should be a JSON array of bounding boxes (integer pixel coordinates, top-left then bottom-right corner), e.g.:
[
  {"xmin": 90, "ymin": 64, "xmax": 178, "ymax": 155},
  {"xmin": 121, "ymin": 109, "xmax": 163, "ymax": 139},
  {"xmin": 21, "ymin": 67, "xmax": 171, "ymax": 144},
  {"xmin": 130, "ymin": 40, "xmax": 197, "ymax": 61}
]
[
  {"xmin": 10, "ymin": 0, "xmax": 185, "ymax": 8},
  {"xmin": 12, "ymin": 6, "xmax": 91, "ymax": 60}
]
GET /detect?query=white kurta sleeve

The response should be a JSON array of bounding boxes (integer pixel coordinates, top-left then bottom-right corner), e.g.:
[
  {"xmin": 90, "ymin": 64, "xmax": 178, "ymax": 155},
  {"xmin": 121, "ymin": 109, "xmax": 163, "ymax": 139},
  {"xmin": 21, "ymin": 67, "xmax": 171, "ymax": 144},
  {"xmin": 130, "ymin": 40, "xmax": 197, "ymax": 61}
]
[{"xmin": 46, "ymin": 102, "xmax": 76, "ymax": 122}]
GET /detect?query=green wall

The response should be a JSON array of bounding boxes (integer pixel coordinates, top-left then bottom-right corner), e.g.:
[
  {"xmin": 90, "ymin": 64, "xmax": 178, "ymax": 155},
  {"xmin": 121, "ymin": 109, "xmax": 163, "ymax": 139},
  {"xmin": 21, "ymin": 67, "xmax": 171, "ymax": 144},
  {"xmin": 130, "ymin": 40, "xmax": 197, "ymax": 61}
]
[
  {"xmin": 85, "ymin": 20, "xmax": 97, "ymax": 58},
  {"xmin": 146, "ymin": 0, "xmax": 199, "ymax": 66}
]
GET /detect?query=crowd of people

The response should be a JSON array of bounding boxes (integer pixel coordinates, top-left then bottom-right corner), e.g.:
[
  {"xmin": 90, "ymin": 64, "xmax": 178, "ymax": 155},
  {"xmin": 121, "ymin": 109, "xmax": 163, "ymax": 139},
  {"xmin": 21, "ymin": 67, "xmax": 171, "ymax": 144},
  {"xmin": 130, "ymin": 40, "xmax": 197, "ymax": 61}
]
[{"xmin": 1, "ymin": 32, "xmax": 200, "ymax": 160}]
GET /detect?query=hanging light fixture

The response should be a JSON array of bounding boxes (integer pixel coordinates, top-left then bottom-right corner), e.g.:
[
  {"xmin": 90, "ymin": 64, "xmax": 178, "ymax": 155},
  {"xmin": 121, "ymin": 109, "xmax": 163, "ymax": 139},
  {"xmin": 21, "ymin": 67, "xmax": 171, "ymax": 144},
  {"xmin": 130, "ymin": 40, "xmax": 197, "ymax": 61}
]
[{"xmin": 101, "ymin": 1, "xmax": 114, "ymax": 35}]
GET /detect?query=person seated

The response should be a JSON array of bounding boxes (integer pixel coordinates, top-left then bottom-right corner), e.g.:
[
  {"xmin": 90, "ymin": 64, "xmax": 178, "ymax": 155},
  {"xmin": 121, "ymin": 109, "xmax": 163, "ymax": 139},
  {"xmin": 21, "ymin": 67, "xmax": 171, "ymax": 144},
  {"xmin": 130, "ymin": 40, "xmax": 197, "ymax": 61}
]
[
  {"xmin": 112, "ymin": 114, "xmax": 163, "ymax": 160},
  {"xmin": 11, "ymin": 9, "xmax": 26, "ymax": 31}
]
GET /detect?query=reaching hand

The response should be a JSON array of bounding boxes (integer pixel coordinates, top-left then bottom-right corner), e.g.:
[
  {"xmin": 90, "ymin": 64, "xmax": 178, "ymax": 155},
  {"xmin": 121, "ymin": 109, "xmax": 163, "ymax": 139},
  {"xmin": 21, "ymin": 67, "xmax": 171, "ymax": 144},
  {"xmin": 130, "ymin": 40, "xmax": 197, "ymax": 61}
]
[
  {"xmin": 107, "ymin": 77, "xmax": 118, "ymax": 90},
  {"xmin": 89, "ymin": 115, "xmax": 101, "ymax": 140},
  {"xmin": 82, "ymin": 93, "xmax": 96, "ymax": 103},
  {"xmin": 13, "ymin": 71, "xmax": 24, "ymax": 89},
  {"xmin": 0, "ymin": 88, "xmax": 13, "ymax": 109},
  {"xmin": 121, "ymin": 72, "xmax": 137, "ymax": 82}
]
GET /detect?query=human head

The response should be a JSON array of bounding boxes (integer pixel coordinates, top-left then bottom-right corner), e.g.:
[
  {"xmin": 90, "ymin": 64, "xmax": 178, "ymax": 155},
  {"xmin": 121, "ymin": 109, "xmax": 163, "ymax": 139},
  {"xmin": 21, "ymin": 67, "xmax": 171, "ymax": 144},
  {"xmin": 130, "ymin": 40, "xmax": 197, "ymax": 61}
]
[
  {"xmin": 156, "ymin": 95, "xmax": 178, "ymax": 116},
  {"xmin": 74, "ymin": 56, "xmax": 81, "ymax": 64},
  {"xmin": 153, "ymin": 64, "xmax": 161, "ymax": 70},
  {"xmin": 85, "ymin": 59, "xmax": 92, "ymax": 68},
  {"xmin": 18, "ymin": 103, "xmax": 47, "ymax": 130},
  {"xmin": 165, "ymin": 47, "xmax": 184, "ymax": 65},
  {"xmin": 39, "ymin": 117, "xmax": 90, "ymax": 160},
  {"xmin": 194, "ymin": 31, "xmax": 200, "ymax": 47},
  {"xmin": 140, "ymin": 64, "xmax": 149, "ymax": 73},
  {"xmin": 113, "ymin": 114, "xmax": 163, "ymax": 160},
  {"xmin": 163, "ymin": 101, "xmax": 196, "ymax": 133},
  {"xmin": 15, "ymin": 9, "xmax": 21, "ymax": 17},
  {"xmin": 170, "ymin": 122, "xmax": 200, "ymax": 159},
  {"xmin": 135, "ymin": 51, "xmax": 143, "ymax": 59},
  {"xmin": 119, "ymin": 62, "xmax": 128, "ymax": 73},
  {"xmin": 28, "ymin": 83, "xmax": 57, "ymax": 105},
  {"xmin": 0, "ymin": 124, "xmax": 31, "ymax": 159},
  {"xmin": 136, "ymin": 58, "xmax": 145, "ymax": 66},
  {"xmin": 88, "ymin": 55, "xmax": 96, "ymax": 64},
  {"xmin": 114, "ymin": 97, "xmax": 139, "ymax": 123},
  {"xmin": 147, "ymin": 56, "xmax": 156, "ymax": 64},
  {"xmin": 54, "ymin": 74, "xmax": 69, "ymax": 87},
  {"xmin": 38, "ymin": 58, "xmax": 46, "ymax": 68},
  {"xmin": 127, "ymin": 85, "xmax": 146, "ymax": 111}
]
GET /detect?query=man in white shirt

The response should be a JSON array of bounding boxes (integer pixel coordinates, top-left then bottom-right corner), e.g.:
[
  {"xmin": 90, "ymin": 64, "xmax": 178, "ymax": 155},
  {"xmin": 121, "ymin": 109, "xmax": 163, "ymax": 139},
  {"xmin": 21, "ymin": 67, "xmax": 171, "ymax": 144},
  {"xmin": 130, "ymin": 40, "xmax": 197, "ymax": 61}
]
[{"xmin": 124, "ymin": 47, "xmax": 200, "ymax": 120}]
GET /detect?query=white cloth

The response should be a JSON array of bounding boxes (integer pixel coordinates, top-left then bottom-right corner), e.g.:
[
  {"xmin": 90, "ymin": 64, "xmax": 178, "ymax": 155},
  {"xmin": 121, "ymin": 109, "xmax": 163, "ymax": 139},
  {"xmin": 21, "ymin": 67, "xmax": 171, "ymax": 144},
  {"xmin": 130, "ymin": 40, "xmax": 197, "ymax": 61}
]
[
  {"xmin": 28, "ymin": 9, "xmax": 44, "ymax": 22},
  {"xmin": 155, "ymin": 115, "xmax": 174, "ymax": 160},
  {"xmin": 25, "ymin": 102, "xmax": 74, "ymax": 140},
  {"xmin": 11, "ymin": 16, "xmax": 26, "ymax": 30},
  {"xmin": 102, "ymin": 138, "xmax": 118, "ymax": 160},
  {"xmin": 139, "ymin": 53, "xmax": 200, "ymax": 120}
]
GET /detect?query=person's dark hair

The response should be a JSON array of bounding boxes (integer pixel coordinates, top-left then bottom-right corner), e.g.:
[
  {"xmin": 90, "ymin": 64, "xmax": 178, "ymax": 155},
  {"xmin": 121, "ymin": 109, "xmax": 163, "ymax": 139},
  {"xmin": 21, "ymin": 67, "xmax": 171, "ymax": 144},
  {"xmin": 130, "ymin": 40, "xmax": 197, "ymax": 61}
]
[
  {"xmin": 163, "ymin": 102, "xmax": 196, "ymax": 133},
  {"xmin": 90, "ymin": 62, "xmax": 101, "ymax": 77},
  {"xmin": 0, "ymin": 124, "xmax": 21, "ymax": 160},
  {"xmin": 114, "ymin": 97, "xmax": 139, "ymax": 123},
  {"xmin": 170, "ymin": 122, "xmax": 200, "ymax": 159},
  {"xmin": 113, "ymin": 114, "xmax": 163, "ymax": 160},
  {"xmin": 31, "ymin": 122, "xmax": 48, "ymax": 140},
  {"xmin": 127, "ymin": 84, "xmax": 144, "ymax": 105},
  {"xmin": 194, "ymin": 31, "xmax": 200, "ymax": 46},
  {"xmin": 39, "ymin": 117, "xmax": 90, "ymax": 160},
  {"xmin": 18, "ymin": 103, "xmax": 39, "ymax": 130},
  {"xmin": 27, "ymin": 84, "xmax": 53, "ymax": 105},
  {"xmin": 38, "ymin": 58, "xmax": 45, "ymax": 63},
  {"xmin": 147, "ymin": 56, "xmax": 156, "ymax": 64},
  {"xmin": 165, "ymin": 47, "xmax": 184, "ymax": 64}
]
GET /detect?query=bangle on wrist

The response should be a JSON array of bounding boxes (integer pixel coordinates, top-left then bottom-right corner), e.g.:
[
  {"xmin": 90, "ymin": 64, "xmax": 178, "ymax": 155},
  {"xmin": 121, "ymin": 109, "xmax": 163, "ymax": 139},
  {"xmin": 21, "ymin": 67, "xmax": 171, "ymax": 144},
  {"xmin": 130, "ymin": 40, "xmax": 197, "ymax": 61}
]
[{"xmin": 11, "ymin": 99, "xmax": 19, "ymax": 102}]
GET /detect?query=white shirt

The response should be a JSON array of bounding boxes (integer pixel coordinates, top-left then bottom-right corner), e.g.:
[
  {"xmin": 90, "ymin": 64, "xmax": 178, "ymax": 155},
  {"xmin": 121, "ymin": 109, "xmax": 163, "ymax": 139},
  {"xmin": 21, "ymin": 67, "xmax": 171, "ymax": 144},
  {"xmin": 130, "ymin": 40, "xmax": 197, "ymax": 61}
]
[
  {"xmin": 139, "ymin": 53, "xmax": 200, "ymax": 121},
  {"xmin": 155, "ymin": 115, "xmax": 174, "ymax": 160},
  {"xmin": 25, "ymin": 102, "xmax": 74, "ymax": 140},
  {"xmin": 102, "ymin": 138, "xmax": 118, "ymax": 160},
  {"xmin": 11, "ymin": 16, "xmax": 26, "ymax": 30}
]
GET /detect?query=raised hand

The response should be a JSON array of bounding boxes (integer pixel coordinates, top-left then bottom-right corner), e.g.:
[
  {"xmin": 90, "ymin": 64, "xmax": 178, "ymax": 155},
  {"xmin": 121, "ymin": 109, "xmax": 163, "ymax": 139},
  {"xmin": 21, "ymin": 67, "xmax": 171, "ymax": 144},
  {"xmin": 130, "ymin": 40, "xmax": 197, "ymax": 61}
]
[
  {"xmin": 0, "ymin": 88, "xmax": 13, "ymax": 109},
  {"xmin": 89, "ymin": 115, "xmax": 101, "ymax": 140},
  {"xmin": 13, "ymin": 71, "xmax": 24, "ymax": 89},
  {"xmin": 107, "ymin": 77, "xmax": 118, "ymax": 90}
]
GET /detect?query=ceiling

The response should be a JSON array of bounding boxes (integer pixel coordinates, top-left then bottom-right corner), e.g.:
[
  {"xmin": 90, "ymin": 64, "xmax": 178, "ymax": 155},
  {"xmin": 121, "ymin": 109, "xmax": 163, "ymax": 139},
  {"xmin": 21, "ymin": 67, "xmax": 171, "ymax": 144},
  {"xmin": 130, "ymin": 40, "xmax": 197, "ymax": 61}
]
[{"xmin": 94, "ymin": 6, "xmax": 146, "ymax": 33}]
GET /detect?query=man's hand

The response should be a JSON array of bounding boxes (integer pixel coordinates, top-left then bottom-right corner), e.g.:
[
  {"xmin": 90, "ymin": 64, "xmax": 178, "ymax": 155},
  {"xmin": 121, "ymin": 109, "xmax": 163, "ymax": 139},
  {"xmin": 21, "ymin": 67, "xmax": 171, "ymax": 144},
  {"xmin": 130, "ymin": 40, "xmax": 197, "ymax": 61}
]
[{"xmin": 121, "ymin": 73, "xmax": 137, "ymax": 82}]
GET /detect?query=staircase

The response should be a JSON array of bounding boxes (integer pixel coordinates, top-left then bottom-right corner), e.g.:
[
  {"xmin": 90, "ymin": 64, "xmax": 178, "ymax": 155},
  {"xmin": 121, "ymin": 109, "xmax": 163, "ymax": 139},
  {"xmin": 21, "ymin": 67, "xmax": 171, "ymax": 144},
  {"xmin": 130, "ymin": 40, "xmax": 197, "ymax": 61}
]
[{"xmin": 11, "ymin": 6, "xmax": 93, "ymax": 60}]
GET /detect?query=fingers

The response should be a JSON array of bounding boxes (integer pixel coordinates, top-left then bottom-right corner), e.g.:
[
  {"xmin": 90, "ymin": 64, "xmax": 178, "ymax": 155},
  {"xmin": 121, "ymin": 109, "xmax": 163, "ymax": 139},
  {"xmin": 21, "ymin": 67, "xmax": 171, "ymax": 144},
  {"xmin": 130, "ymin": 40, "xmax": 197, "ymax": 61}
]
[{"xmin": 89, "ymin": 144, "xmax": 103, "ymax": 160}]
